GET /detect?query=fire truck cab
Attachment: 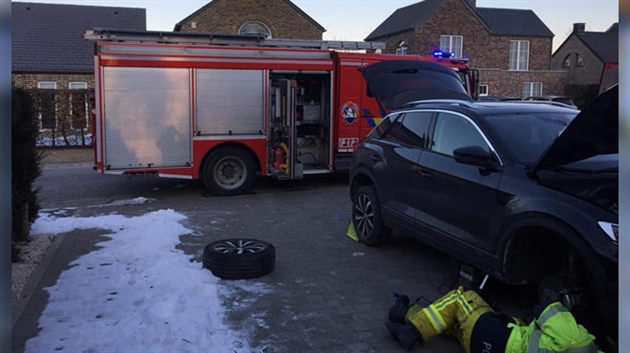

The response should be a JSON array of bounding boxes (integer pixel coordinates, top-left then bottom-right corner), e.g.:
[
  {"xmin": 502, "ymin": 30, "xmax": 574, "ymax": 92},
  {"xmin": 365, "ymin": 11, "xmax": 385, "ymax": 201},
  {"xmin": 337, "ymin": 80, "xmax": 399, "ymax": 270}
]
[{"xmin": 86, "ymin": 29, "xmax": 476, "ymax": 195}]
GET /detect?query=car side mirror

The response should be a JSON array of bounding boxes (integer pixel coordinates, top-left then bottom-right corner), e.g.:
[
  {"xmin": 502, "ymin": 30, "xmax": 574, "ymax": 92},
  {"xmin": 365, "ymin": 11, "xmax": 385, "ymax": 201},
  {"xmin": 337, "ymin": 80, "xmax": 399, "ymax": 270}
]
[{"xmin": 453, "ymin": 145, "xmax": 497, "ymax": 169}]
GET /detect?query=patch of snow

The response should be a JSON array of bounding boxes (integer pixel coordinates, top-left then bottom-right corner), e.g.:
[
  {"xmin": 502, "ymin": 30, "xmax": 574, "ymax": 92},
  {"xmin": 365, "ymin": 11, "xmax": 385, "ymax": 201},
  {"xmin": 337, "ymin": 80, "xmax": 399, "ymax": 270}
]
[
  {"xmin": 25, "ymin": 209, "xmax": 256, "ymax": 353},
  {"xmin": 87, "ymin": 197, "xmax": 154, "ymax": 208},
  {"xmin": 36, "ymin": 133, "xmax": 92, "ymax": 147}
]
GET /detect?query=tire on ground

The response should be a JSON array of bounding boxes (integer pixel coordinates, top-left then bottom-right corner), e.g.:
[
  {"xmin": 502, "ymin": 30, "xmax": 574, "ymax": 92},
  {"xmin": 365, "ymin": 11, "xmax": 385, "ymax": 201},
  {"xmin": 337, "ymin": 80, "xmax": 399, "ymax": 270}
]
[
  {"xmin": 202, "ymin": 147, "xmax": 257, "ymax": 196},
  {"xmin": 203, "ymin": 238, "xmax": 275, "ymax": 280},
  {"xmin": 351, "ymin": 185, "xmax": 392, "ymax": 247}
]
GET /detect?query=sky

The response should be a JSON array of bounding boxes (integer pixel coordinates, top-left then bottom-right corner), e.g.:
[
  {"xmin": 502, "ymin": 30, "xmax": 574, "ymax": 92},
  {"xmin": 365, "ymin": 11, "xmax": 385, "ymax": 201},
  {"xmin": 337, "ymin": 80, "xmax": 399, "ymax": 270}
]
[
  {"xmin": 26, "ymin": 202, "xmax": 272, "ymax": 353},
  {"xmin": 16, "ymin": 0, "xmax": 619, "ymax": 52}
]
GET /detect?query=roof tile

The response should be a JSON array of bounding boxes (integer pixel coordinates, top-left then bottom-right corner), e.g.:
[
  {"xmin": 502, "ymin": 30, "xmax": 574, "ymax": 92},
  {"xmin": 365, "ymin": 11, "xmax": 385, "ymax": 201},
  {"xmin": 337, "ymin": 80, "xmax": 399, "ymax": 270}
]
[{"xmin": 12, "ymin": 2, "xmax": 146, "ymax": 73}]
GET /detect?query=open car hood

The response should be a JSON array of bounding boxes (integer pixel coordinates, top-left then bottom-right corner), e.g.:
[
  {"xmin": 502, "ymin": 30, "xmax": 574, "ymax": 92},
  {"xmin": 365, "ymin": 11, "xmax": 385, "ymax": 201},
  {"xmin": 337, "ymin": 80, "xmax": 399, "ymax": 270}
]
[
  {"xmin": 533, "ymin": 84, "xmax": 619, "ymax": 173},
  {"xmin": 359, "ymin": 60, "xmax": 472, "ymax": 112}
]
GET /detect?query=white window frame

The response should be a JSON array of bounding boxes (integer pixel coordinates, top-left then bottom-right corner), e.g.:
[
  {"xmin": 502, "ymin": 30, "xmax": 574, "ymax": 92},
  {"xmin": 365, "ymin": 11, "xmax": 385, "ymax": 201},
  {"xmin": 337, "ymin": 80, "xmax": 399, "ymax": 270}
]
[
  {"xmin": 396, "ymin": 40, "xmax": 408, "ymax": 55},
  {"xmin": 509, "ymin": 40, "xmax": 530, "ymax": 71},
  {"xmin": 522, "ymin": 82, "xmax": 543, "ymax": 99},
  {"xmin": 238, "ymin": 21, "xmax": 272, "ymax": 38},
  {"xmin": 440, "ymin": 35, "xmax": 463, "ymax": 59},
  {"xmin": 69, "ymin": 81, "xmax": 88, "ymax": 89},
  {"xmin": 478, "ymin": 85, "xmax": 489, "ymax": 96},
  {"xmin": 37, "ymin": 81, "xmax": 57, "ymax": 89}
]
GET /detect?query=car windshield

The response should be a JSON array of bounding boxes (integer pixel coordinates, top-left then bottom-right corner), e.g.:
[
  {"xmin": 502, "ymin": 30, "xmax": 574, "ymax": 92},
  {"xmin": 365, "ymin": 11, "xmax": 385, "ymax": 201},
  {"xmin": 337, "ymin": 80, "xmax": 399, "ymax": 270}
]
[{"xmin": 484, "ymin": 112, "xmax": 578, "ymax": 166}]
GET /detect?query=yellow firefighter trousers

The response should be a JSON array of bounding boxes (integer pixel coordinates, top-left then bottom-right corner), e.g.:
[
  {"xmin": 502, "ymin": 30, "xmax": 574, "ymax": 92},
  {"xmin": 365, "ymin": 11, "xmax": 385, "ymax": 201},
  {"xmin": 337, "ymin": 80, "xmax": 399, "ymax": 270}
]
[{"xmin": 405, "ymin": 286, "xmax": 494, "ymax": 353}]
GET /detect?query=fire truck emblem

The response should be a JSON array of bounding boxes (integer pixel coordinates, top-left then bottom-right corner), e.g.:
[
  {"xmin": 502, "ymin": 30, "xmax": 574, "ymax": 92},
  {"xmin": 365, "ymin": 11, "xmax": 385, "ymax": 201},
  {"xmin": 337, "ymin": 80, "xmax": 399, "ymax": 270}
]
[{"xmin": 341, "ymin": 101, "xmax": 359, "ymax": 125}]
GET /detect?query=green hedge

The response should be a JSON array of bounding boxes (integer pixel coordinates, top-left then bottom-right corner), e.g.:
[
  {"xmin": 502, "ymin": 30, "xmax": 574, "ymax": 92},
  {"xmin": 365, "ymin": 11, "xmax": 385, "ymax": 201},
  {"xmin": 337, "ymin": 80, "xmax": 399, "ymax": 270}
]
[{"xmin": 12, "ymin": 87, "xmax": 43, "ymax": 257}]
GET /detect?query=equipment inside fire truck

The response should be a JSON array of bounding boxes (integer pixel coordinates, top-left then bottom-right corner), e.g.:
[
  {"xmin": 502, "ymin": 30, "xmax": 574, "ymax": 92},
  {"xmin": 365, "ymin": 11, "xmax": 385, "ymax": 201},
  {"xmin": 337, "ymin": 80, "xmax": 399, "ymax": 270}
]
[{"xmin": 85, "ymin": 29, "xmax": 477, "ymax": 195}]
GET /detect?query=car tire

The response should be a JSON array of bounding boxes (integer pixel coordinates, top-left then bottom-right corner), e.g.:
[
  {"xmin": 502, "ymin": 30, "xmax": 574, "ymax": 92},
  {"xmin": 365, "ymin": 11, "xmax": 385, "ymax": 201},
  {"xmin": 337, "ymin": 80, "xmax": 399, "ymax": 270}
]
[
  {"xmin": 202, "ymin": 147, "xmax": 257, "ymax": 196},
  {"xmin": 538, "ymin": 273, "xmax": 585, "ymax": 311},
  {"xmin": 352, "ymin": 185, "xmax": 392, "ymax": 247},
  {"xmin": 203, "ymin": 238, "xmax": 275, "ymax": 280}
]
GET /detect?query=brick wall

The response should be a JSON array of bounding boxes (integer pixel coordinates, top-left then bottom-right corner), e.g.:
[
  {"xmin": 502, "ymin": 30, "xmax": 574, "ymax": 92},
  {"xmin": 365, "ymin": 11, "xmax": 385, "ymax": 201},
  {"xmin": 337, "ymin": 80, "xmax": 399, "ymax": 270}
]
[
  {"xmin": 417, "ymin": 0, "xmax": 552, "ymax": 70},
  {"xmin": 178, "ymin": 0, "xmax": 323, "ymax": 40},
  {"xmin": 478, "ymin": 70, "xmax": 569, "ymax": 98},
  {"xmin": 12, "ymin": 73, "xmax": 95, "ymax": 90},
  {"xmin": 550, "ymin": 35, "xmax": 604, "ymax": 86},
  {"xmin": 370, "ymin": 0, "xmax": 564, "ymax": 98}
]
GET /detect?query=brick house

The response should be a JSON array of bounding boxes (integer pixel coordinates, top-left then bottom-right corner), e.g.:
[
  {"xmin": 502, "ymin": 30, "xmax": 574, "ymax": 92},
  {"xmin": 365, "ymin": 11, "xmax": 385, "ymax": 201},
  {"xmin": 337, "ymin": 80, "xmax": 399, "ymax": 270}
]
[
  {"xmin": 365, "ymin": 0, "xmax": 568, "ymax": 99},
  {"xmin": 11, "ymin": 2, "xmax": 146, "ymax": 90},
  {"xmin": 173, "ymin": 0, "xmax": 326, "ymax": 40},
  {"xmin": 551, "ymin": 23, "xmax": 618, "ymax": 87}
]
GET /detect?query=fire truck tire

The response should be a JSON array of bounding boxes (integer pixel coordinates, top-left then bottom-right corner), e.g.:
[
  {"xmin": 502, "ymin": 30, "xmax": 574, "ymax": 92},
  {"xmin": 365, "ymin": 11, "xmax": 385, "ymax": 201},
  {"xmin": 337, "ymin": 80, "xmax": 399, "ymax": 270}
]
[
  {"xmin": 202, "ymin": 147, "xmax": 257, "ymax": 196},
  {"xmin": 351, "ymin": 185, "xmax": 392, "ymax": 247},
  {"xmin": 202, "ymin": 238, "xmax": 275, "ymax": 280}
]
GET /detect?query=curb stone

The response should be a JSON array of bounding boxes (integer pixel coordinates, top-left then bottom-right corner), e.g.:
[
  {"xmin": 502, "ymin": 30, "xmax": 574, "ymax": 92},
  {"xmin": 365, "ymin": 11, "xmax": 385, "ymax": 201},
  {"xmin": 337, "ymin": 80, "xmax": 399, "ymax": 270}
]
[{"xmin": 11, "ymin": 233, "xmax": 66, "ymax": 329}]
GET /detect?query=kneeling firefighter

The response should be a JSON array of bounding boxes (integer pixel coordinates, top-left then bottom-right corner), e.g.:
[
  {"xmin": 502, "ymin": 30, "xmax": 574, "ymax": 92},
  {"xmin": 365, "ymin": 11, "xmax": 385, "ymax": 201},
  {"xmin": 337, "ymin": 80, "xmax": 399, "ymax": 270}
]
[{"xmin": 385, "ymin": 286, "xmax": 604, "ymax": 353}]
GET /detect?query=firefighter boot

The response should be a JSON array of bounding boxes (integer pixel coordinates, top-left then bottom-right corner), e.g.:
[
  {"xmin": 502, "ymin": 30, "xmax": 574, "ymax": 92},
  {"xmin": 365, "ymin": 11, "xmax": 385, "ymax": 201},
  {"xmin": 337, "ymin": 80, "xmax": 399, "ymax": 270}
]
[
  {"xmin": 385, "ymin": 321, "xmax": 424, "ymax": 351},
  {"xmin": 389, "ymin": 293, "xmax": 410, "ymax": 324}
]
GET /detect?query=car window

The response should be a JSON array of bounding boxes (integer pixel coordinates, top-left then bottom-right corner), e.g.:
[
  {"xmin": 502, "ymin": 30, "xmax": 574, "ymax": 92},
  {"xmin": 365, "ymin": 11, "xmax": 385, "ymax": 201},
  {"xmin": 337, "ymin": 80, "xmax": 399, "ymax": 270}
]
[
  {"xmin": 431, "ymin": 112, "xmax": 490, "ymax": 156},
  {"xmin": 384, "ymin": 111, "xmax": 432, "ymax": 148},
  {"xmin": 367, "ymin": 114, "xmax": 397, "ymax": 139},
  {"xmin": 483, "ymin": 112, "xmax": 576, "ymax": 166}
]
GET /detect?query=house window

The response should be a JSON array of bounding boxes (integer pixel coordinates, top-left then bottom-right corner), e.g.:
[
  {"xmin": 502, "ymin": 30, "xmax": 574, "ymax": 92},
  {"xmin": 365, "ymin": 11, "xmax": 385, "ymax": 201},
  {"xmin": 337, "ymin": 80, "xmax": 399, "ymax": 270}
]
[
  {"xmin": 396, "ymin": 41, "xmax": 408, "ymax": 55},
  {"xmin": 69, "ymin": 82, "xmax": 87, "ymax": 89},
  {"xmin": 577, "ymin": 54, "xmax": 585, "ymax": 67},
  {"xmin": 563, "ymin": 54, "xmax": 571, "ymax": 68},
  {"xmin": 239, "ymin": 21, "xmax": 271, "ymax": 38},
  {"xmin": 37, "ymin": 81, "xmax": 57, "ymax": 89},
  {"xmin": 509, "ymin": 40, "xmax": 530, "ymax": 71},
  {"xmin": 440, "ymin": 35, "xmax": 463, "ymax": 58},
  {"xmin": 478, "ymin": 85, "xmax": 489, "ymax": 96},
  {"xmin": 522, "ymin": 82, "xmax": 543, "ymax": 99}
]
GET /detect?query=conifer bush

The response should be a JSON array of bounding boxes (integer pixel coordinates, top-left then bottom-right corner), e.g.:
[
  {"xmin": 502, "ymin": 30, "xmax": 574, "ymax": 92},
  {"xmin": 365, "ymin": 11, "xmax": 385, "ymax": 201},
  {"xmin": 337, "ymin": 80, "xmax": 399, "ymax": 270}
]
[{"xmin": 12, "ymin": 87, "xmax": 42, "ymax": 260}]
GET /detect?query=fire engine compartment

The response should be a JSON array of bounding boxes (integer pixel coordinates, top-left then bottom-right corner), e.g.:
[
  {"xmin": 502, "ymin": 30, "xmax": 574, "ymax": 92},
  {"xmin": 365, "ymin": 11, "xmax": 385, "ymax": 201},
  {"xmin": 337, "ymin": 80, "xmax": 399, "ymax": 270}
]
[{"xmin": 268, "ymin": 72, "xmax": 332, "ymax": 179}]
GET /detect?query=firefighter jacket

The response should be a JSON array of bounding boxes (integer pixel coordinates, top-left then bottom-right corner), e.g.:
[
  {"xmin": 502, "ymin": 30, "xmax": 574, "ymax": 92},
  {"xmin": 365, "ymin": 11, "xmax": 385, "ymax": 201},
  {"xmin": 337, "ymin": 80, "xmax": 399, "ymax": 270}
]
[{"xmin": 505, "ymin": 302, "xmax": 603, "ymax": 353}]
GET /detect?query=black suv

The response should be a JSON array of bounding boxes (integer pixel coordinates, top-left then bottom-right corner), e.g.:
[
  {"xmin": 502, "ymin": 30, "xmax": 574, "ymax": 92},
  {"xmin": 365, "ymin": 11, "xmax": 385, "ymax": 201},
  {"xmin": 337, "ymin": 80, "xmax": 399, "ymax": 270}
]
[{"xmin": 349, "ymin": 61, "xmax": 618, "ymax": 332}]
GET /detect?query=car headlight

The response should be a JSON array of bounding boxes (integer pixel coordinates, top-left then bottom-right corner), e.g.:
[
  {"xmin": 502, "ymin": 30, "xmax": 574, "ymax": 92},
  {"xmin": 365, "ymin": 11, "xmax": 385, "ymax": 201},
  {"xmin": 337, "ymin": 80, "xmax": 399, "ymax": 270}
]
[{"xmin": 598, "ymin": 222, "xmax": 618, "ymax": 243}]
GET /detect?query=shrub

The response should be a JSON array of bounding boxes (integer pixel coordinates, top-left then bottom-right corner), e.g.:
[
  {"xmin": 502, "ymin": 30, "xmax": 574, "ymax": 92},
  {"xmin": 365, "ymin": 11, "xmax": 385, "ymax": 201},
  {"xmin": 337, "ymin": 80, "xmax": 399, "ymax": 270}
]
[{"xmin": 12, "ymin": 87, "xmax": 43, "ymax": 260}]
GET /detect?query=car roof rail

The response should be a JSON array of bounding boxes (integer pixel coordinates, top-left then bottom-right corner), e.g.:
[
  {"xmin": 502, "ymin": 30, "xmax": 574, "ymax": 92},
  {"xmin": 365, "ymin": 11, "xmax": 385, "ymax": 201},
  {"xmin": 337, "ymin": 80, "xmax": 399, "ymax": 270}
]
[
  {"xmin": 499, "ymin": 100, "xmax": 578, "ymax": 109},
  {"xmin": 402, "ymin": 99, "xmax": 476, "ymax": 109}
]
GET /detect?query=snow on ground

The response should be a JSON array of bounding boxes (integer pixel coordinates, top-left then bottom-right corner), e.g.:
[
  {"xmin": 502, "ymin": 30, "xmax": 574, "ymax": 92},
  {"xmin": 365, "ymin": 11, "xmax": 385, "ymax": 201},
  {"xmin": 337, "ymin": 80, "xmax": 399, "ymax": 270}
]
[
  {"xmin": 36, "ymin": 134, "xmax": 92, "ymax": 147},
  {"xmin": 26, "ymin": 209, "xmax": 267, "ymax": 353}
]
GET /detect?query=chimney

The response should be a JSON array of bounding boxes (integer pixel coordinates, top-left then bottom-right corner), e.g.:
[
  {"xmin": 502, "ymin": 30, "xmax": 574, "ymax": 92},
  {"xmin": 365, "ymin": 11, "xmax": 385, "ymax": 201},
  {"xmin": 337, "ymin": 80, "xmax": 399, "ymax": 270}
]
[{"xmin": 573, "ymin": 23, "xmax": 585, "ymax": 33}]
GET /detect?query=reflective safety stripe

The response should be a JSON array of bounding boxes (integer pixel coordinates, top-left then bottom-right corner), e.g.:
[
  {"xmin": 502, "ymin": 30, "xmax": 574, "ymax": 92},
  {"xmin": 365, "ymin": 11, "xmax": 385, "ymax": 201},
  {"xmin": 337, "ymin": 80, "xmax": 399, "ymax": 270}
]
[
  {"xmin": 527, "ymin": 328, "xmax": 598, "ymax": 353},
  {"xmin": 434, "ymin": 293, "xmax": 459, "ymax": 310},
  {"xmin": 527, "ymin": 329, "xmax": 543, "ymax": 353},
  {"xmin": 456, "ymin": 291, "xmax": 473, "ymax": 315},
  {"xmin": 423, "ymin": 306, "xmax": 446, "ymax": 333},
  {"xmin": 537, "ymin": 303, "xmax": 568, "ymax": 327}
]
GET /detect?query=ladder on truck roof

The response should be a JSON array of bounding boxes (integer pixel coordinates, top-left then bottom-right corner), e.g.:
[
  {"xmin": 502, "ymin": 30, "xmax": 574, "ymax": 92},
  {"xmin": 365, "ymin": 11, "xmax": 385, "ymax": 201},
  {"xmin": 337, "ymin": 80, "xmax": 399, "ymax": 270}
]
[{"xmin": 84, "ymin": 28, "xmax": 387, "ymax": 51}]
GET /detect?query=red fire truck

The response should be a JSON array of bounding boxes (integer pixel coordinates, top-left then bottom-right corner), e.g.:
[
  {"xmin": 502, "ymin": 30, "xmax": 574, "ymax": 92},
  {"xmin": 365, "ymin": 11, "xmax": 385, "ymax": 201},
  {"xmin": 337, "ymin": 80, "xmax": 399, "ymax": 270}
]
[{"xmin": 85, "ymin": 29, "xmax": 477, "ymax": 195}]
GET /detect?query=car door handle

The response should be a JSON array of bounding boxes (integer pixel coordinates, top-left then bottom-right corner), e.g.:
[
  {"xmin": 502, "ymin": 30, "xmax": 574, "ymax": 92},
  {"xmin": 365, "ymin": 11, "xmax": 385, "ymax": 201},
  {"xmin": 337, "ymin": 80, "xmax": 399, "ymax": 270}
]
[
  {"xmin": 418, "ymin": 169, "xmax": 433, "ymax": 178},
  {"xmin": 370, "ymin": 154, "xmax": 381, "ymax": 161}
]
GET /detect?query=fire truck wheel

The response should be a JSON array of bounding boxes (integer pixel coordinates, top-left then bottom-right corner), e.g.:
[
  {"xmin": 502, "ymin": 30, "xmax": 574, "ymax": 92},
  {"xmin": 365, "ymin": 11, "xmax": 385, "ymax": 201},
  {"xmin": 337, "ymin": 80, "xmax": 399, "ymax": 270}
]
[
  {"xmin": 352, "ymin": 185, "xmax": 392, "ymax": 247},
  {"xmin": 203, "ymin": 147, "xmax": 257, "ymax": 196},
  {"xmin": 203, "ymin": 238, "xmax": 275, "ymax": 280}
]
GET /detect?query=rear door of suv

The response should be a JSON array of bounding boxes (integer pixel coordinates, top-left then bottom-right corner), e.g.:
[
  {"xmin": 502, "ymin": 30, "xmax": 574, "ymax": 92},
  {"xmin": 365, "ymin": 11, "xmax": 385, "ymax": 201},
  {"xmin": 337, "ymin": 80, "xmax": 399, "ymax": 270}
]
[
  {"xmin": 415, "ymin": 111, "xmax": 502, "ymax": 258},
  {"xmin": 370, "ymin": 111, "xmax": 435, "ymax": 225}
]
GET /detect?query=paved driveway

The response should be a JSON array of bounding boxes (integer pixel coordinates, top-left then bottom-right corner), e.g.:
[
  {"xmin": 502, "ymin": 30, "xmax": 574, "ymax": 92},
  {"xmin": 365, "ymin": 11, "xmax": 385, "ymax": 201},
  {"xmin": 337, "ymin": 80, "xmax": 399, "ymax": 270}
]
[{"xmin": 15, "ymin": 164, "xmax": 534, "ymax": 353}]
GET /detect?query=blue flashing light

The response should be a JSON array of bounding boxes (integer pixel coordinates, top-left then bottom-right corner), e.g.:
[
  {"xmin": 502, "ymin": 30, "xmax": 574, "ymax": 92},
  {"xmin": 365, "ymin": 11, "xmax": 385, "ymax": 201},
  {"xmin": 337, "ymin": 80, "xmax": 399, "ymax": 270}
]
[{"xmin": 432, "ymin": 50, "xmax": 455, "ymax": 59}]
